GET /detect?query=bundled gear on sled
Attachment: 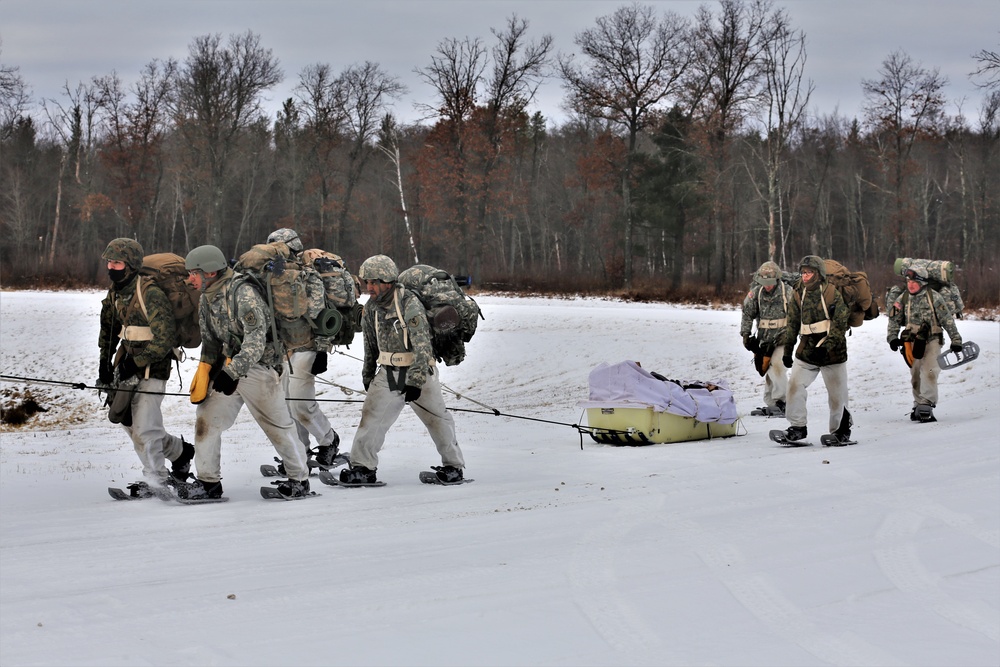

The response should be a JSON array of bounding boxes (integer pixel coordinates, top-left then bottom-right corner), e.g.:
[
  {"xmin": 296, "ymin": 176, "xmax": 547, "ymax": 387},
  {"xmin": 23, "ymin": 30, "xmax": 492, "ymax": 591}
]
[{"xmin": 578, "ymin": 361, "xmax": 740, "ymax": 445}]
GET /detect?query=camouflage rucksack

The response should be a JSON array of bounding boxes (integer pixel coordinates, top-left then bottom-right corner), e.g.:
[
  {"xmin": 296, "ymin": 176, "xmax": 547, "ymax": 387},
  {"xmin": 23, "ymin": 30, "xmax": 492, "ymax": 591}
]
[
  {"xmin": 135, "ymin": 253, "xmax": 202, "ymax": 349},
  {"xmin": 234, "ymin": 242, "xmax": 319, "ymax": 350},
  {"xmin": 891, "ymin": 257, "xmax": 964, "ymax": 318},
  {"xmin": 397, "ymin": 264, "xmax": 484, "ymax": 366},
  {"xmin": 302, "ymin": 248, "xmax": 363, "ymax": 347}
]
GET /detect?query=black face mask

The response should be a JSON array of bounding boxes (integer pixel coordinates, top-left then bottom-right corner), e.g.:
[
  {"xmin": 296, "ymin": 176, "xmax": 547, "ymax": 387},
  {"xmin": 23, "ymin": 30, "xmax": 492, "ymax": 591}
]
[{"xmin": 108, "ymin": 267, "xmax": 130, "ymax": 286}]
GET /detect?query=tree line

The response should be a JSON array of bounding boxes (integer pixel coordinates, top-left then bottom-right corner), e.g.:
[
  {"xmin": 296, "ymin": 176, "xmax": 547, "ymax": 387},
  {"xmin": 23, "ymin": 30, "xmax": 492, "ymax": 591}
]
[{"xmin": 1, "ymin": 1, "xmax": 998, "ymax": 307}]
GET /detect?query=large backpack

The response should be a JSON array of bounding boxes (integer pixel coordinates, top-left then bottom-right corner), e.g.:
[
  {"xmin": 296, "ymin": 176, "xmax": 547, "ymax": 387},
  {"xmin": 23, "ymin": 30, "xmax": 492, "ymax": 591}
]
[
  {"xmin": 893, "ymin": 257, "xmax": 964, "ymax": 317},
  {"xmin": 396, "ymin": 264, "xmax": 484, "ymax": 366},
  {"xmin": 822, "ymin": 259, "xmax": 878, "ymax": 327},
  {"xmin": 135, "ymin": 253, "xmax": 202, "ymax": 349},
  {"xmin": 302, "ymin": 248, "xmax": 363, "ymax": 347},
  {"xmin": 233, "ymin": 242, "xmax": 318, "ymax": 350}
]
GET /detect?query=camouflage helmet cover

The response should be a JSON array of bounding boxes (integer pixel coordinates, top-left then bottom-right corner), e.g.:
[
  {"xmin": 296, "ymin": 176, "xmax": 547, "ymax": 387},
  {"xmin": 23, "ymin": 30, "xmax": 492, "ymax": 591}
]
[
  {"xmin": 358, "ymin": 254, "xmax": 399, "ymax": 282},
  {"xmin": 798, "ymin": 255, "xmax": 827, "ymax": 279},
  {"xmin": 267, "ymin": 228, "xmax": 303, "ymax": 253},
  {"xmin": 904, "ymin": 265, "xmax": 928, "ymax": 284},
  {"xmin": 101, "ymin": 238, "xmax": 144, "ymax": 272},
  {"xmin": 754, "ymin": 261, "xmax": 781, "ymax": 287},
  {"xmin": 185, "ymin": 245, "xmax": 229, "ymax": 273}
]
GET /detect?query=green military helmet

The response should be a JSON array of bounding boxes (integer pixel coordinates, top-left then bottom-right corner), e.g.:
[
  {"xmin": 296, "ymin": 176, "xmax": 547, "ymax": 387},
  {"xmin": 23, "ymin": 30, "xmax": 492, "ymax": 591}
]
[
  {"xmin": 798, "ymin": 255, "xmax": 826, "ymax": 279},
  {"xmin": 754, "ymin": 261, "xmax": 781, "ymax": 287},
  {"xmin": 358, "ymin": 255, "xmax": 399, "ymax": 283},
  {"xmin": 101, "ymin": 238, "xmax": 144, "ymax": 272},
  {"xmin": 185, "ymin": 245, "xmax": 229, "ymax": 273},
  {"xmin": 266, "ymin": 227, "xmax": 303, "ymax": 253}
]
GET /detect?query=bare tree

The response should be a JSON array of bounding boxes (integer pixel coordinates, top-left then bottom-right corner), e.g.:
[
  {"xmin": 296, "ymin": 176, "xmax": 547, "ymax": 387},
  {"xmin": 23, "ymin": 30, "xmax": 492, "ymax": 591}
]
[
  {"xmin": 295, "ymin": 62, "xmax": 349, "ymax": 243},
  {"xmin": 416, "ymin": 14, "xmax": 551, "ymax": 274},
  {"xmin": 743, "ymin": 7, "xmax": 812, "ymax": 265},
  {"xmin": 170, "ymin": 31, "xmax": 282, "ymax": 249},
  {"xmin": 92, "ymin": 59, "xmax": 176, "ymax": 244},
  {"xmin": 377, "ymin": 113, "xmax": 419, "ymax": 263},
  {"xmin": 861, "ymin": 49, "xmax": 947, "ymax": 256},
  {"xmin": 686, "ymin": 0, "xmax": 774, "ymax": 292},
  {"xmin": 559, "ymin": 2, "xmax": 692, "ymax": 288},
  {"xmin": 336, "ymin": 61, "xmax": 406, "ymax": 249},
  {"xmin": 971, "ymin": 43, "xmax": 1000, "ymax": 91},
  {"xmin": 0, "ymin": 39, "xmax": 31, "ymax": 143}
]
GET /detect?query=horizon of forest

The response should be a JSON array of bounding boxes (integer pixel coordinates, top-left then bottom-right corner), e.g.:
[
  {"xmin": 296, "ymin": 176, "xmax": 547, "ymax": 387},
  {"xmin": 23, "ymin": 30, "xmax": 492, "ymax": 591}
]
[{"xmin": 1, "ymin": 1, "xmax": 998, "ymax": 308}]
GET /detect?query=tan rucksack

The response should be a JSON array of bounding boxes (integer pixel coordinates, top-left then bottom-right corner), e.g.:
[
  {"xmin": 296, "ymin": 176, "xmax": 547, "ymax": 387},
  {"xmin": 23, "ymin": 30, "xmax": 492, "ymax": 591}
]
[
  {"xmin": 136, "ymin": 253, "xmax": 202, "ymax": 349},
  {"xmin": 822, "ymin": 259, "xmax": 878, "ymax": 327},
  {"xmin": 234, "ymin": 242, "xmax": 315, "ymax": 350}
]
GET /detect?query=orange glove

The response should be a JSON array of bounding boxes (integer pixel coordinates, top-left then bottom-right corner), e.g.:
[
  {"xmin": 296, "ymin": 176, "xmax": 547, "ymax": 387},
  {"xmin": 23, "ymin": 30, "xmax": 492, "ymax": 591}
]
[{"xmin": 189, "ymin": 361, "xmax": 213, "ymax": 404}]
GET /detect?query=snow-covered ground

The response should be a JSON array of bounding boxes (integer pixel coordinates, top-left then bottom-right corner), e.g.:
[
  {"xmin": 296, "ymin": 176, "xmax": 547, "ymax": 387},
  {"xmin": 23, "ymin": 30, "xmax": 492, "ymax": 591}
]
[{"xmin": 1, "ymin": 290, "xmax": 998, "ymax": 667}]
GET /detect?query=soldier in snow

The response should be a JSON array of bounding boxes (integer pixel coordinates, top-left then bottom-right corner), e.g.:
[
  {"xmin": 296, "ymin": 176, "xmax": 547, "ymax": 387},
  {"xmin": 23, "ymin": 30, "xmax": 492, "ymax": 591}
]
[
  {"xmin": 740, "ymin": 261, "xmax": 790, "ymax": 417},
  {"xmin": 886, "ymin": 265, "xmax": 963, "ymax": 423},
  {"xmin": 781, "ymin": 255, "xmax": 853, "ymax": 445},
  {"xmin": 339, "ymin": 255, "xmax": 466, "ymax": 485},
  {"xmin": 264, "ymin": 228, "xmax": 342, "ymax": 469},
  {"xmin": 98, "ymin": 238, "xmax": 194, "ymax": 495},
  {"xmin": 182, "ymin": 245, "xmax": 311, "ymax": 499}
]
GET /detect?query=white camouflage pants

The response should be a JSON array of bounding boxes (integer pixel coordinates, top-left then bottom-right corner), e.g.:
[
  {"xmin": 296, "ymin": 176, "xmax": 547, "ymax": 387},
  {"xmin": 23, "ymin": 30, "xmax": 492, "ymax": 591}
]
[
  {"xmin": 785, "ymin": 359, "xmax": 849, "ymax": 433},
  {"xmin": 122, "ymin": 377, "xmax": 184, "ymax": 483},
  {"xmin": 910, "ymin": 338, "xmax": 942, "ymax": 407},
  {"xmin": 285, "ymin": 350, "xmax": 338, "ymax": 448},
  {"xmin": 763, "ymin": 355, "xmax": 788, "ymax": 408},
  {"xmin": 193, "ymin": 364, "xmax": 309, "ymax": 482},
  {"xmin": 349, "ymin": 365, "xmax": 465, "ymax": 472}
]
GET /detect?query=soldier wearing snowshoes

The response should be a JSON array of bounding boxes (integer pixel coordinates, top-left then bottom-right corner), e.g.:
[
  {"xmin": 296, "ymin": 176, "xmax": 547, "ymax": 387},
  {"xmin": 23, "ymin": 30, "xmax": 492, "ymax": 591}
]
[
  {"xmin": 886, "ymin": 265, "xmax": 963, "ymax": 423},
  {"xmin": 98, "ymin": 238, "xmax": 194, "ymax": 495},
  {"xmin": 183, "ymin": 244, "xmax": 311, "ymax": 500},
  {"xmin": 781, "ymin": 255, "xmax": 853, "ymax": 445},
  {"xmin": 741, "ymin": 261, "xmax": 790, "ymax": 418},
  {"xmin": 265, "ymin": 228, "xmax": 343, "ymax": 470},
  {"xmin": 339, "ymin": 254, "xmax": 466, "ymax": 485}
]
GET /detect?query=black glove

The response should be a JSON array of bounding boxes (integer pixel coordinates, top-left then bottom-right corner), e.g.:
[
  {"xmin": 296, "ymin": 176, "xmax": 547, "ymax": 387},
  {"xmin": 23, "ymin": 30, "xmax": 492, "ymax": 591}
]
[
  {"xmin": 98, "ymin": 360, "xmax": 114, "ymax": 386},
  {"xmin": 363, "ymin": 377, "xmax": 372, "ymax": 391},
  {"xmin": 912, "ymin": 339, "xmax": 926, "ymax": 360},
  {"xmin": 889, "ymin": 338, "xmax": 901, "ymax": 352},
  {"xmin": 742, "ymin": 335, "xmax": 756, "ymax": 352},
  {"xmin": 117, "ymin": 355, "xmax": 139, "ymax": 381},
  {"xmin": 403, "ymin": 385, "xmax": 421, "ymax": 403},
  {"xmin": 310, "ymin": 351, "xmax": 328, "ymax": 375},
  {"xmin": 213, "ymin": 370, "xmax": 240, "ymax": 396},
  {"xmin": 950, "ymin": 341, "xmax": 963, "ymax": 354},
  {"xmin": 782, "ymin": 349, "xmax": 794, "ymax": 369}
]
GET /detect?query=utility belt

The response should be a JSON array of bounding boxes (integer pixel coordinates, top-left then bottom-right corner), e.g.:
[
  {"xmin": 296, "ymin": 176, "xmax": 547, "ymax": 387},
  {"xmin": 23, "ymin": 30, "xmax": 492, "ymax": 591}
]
[
  {"xmin": 377, "ymin": 351, "xmax": 436, "ymax": 368},
  {"xmin": 758, "ymin": 318, "xmax": 787, "ymax": 329},
  {"xmin": 799, "ymin": 320, "xmax": 830, "ymax": 335}
]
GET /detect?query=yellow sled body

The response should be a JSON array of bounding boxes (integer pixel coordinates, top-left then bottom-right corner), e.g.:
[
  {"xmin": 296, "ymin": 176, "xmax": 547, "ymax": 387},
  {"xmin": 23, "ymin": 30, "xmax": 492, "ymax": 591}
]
[{"xmin": 585, "ymin": 406, "xmax": 738, "ymax": 445}]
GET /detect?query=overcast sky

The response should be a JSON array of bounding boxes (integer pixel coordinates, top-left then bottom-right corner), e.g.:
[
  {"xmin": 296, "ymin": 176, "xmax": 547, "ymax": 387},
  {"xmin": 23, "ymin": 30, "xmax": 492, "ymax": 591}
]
[{"xmin": 2, "ymin": 0, "xmax": 997, "ymax": 127}]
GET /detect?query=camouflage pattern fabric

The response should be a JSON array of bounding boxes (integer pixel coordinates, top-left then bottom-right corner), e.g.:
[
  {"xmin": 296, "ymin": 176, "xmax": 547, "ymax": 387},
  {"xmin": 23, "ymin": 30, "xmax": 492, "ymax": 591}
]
[
  {"xmin": 740, "ymin": 282, "xmax": 790, "ymax": 349},
  {"xmin": 886, "ymin": 286, "xmax": 962, "ymax": 347},
  {"xmin": 361, "ymin": 285, "xmax": 434, "ymax": 390},
  {"xmin": 266, "ymin": 227, "xmax": 304, "ymax": 254},
  {"xmin": 358, "ymin": 254, "xmax": 399, "ymax": 282},
  {"xmin": 197, "ymin": 269, "xmax": 283, "ymax": 380},
  {"xmin": 784, "ymin": 256, "xmax": 849, "ymax": 366},
  {"xmin": 101, "ymin": 238, "xmax": 144, "ymax": 272},
  {"xmin": 99, "ymin": 275, "xmax": 178, "ymax": 381}
]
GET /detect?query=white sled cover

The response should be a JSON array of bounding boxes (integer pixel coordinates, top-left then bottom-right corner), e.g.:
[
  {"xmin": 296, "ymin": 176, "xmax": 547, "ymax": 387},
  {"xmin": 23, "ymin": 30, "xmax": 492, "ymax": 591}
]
[{"xmin": 578, "ymin": 360, "xmax": 738, "ymax": 425}]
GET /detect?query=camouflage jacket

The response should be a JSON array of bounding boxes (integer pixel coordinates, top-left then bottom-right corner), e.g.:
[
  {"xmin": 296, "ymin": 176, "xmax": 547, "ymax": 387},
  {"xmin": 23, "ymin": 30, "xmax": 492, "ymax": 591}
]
[
  {"xmin": 784, "ymin": 280, "xmax": 849, "ymax": 366},
  {"xmin": 198, "ymin": 269, "xmax": 283, "ymax": 380},
  {"xmin": 361, "ymin": 285, "xmax": 434, "ymax": 390},
  {"xmin": 740, "ymin": 282, "xmax": 791, "ymax": 349},
  {"xmin": 886, "ymin": 286, "xmax": 962, "ymax": 346},
  {"xmin": 99, "ymin": 275, "xmax": 177, "ymax": 381}
]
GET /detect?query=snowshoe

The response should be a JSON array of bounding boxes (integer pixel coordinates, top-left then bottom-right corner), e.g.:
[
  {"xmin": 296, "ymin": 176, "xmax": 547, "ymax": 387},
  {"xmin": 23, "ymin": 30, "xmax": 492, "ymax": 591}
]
[
  {"xmin": 318, "ymin": 467, "xmax": 385, "ymax": 487},
  {"xmin": 419, "ymin": 466, "xmax": 473, "ymax": 486},
  {"xmin": 260, "ymin": 478, "xmax": 319, "ymax": 500}
]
